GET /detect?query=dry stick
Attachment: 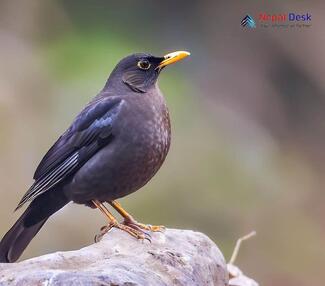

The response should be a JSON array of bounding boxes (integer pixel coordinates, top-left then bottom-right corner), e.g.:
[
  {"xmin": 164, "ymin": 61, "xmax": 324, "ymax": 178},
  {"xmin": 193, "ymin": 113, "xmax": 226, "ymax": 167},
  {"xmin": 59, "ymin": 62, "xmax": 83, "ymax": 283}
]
[{"xmin": 229, "ymin": 231, "xmax": 256, "ymax": 265}]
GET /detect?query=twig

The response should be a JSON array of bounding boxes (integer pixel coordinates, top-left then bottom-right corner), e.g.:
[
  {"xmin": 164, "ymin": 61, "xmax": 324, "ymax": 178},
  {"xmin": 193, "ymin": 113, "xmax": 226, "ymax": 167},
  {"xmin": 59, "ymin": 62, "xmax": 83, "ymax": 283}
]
[{"xmin": 229, "ymin": 231, "xmax": 256, "ymax": 265}]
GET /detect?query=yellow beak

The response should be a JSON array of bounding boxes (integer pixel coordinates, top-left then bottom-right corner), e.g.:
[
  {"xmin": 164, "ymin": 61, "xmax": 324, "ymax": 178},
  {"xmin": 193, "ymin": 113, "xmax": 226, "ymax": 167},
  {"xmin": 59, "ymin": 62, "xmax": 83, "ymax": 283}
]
[{"xmin": 157, "ymin": 51, "xmax": 190, "ymax": 69}]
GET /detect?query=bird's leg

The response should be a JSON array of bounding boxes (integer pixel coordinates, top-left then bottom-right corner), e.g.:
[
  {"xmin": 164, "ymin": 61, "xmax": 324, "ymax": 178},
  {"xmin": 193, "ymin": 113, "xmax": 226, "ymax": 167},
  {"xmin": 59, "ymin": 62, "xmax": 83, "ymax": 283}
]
[
  {"xmin": 109, "ymin": 200, "xmax": 165, "ymax": 232},
  {"xmin": 92, "ymin": 200, "xmax": 149, "ymax": 242}
]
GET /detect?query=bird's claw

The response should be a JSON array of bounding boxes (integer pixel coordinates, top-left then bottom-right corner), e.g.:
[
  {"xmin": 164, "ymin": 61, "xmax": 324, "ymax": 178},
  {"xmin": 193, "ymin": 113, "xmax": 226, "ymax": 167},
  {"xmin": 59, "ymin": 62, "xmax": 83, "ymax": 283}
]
[
  {"xmin": 123, "ymin": 219, "xmax": 165, "ymax": 233},
  {"xmin": 94, "ymin": 221, "xmax": 151, "ymax": 243}
]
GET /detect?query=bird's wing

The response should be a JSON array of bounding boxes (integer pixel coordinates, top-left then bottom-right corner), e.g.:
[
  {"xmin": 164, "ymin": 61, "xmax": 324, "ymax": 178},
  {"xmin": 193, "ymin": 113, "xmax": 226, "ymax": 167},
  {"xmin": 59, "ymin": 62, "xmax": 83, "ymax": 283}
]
[{"xmin": 16, "ymin": 96, "xmax": 124, "ymax": 210}]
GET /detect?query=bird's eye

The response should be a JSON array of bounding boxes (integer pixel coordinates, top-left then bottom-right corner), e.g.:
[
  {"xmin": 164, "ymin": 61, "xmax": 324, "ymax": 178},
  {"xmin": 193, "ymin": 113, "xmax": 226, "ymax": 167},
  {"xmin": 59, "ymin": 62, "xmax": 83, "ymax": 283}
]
[{"xmin": 137, "ymin": 60, "xmax": 151, "ymax": 70}]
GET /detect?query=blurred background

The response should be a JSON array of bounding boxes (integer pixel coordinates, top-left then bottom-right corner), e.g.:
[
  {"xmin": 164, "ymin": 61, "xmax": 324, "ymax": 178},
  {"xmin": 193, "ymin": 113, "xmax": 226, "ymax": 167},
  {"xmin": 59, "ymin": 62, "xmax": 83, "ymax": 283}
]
[{"xmin": 0, "ymin": 0, "xmax": 324, "ymax": 285}]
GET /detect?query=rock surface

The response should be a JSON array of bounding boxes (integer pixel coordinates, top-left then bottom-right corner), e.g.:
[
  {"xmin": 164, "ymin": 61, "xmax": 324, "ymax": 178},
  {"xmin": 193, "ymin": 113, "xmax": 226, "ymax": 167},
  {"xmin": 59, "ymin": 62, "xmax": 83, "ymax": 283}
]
[
  {"xmin": 0, "ymin": 228, "xmax": 228, "ymax": 286},
  {"xmin": 228, "ymin": 264, "xmax": 259, "ymax": 286}
]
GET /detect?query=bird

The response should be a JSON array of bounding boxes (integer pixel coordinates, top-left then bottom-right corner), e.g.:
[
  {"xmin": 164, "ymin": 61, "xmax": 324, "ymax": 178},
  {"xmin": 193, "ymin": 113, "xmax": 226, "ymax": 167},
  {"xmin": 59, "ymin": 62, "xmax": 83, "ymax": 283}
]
[{"xmin": 0, "ymin": 50, "xmax": 190, "ymax": 263}]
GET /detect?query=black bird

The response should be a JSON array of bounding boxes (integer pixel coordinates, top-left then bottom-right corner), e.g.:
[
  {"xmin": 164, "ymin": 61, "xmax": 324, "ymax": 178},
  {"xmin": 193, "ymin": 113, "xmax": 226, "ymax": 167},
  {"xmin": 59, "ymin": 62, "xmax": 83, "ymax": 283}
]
[{"xmin": 0, "ymin": 51, "xmax": 190, "ymax": 263}]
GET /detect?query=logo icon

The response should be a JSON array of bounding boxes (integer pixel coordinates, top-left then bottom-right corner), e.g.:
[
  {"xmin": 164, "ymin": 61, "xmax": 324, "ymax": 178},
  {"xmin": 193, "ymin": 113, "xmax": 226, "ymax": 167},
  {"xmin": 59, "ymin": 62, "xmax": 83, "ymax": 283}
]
[{"xmin": 241, "ymin": 15, "xmax": 256, "ymax": 28}]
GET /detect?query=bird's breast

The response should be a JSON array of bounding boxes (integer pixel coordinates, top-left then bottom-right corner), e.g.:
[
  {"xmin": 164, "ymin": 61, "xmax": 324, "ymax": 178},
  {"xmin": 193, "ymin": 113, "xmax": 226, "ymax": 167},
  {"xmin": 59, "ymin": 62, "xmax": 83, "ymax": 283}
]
[
  {"xmin": 94, "ymin": 95, "xmax": 171, "ymax": 198},
  {"xmin": 142, "ymin": 103, "xmax": 171, "ymax": 167},
  {"xmin": 64, "ymin": 91, "xmax": 172, "ymax": 203},
  {"xmin": 125, "ymin": 98, "xmax": 170, "ymax": 161}
]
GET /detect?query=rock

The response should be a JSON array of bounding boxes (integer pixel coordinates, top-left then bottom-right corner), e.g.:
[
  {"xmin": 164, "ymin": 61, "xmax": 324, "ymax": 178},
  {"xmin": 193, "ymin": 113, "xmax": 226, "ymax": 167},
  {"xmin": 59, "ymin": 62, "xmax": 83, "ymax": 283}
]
[
  {"xmin": 0, "ymin": 228, "xmax": 228, "ymax": 286},
  {"xmin": 227, "ymin": 264, "xmax": 259, "ymax": 286}
]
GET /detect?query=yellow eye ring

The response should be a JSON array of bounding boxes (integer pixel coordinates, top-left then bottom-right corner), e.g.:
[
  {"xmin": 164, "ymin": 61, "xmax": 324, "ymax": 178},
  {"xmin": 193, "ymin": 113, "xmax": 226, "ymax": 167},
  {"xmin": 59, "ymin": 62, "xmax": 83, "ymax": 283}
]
[{"xmin": 137, "ymin": 60, "xmax": 151, "ymax": 70}]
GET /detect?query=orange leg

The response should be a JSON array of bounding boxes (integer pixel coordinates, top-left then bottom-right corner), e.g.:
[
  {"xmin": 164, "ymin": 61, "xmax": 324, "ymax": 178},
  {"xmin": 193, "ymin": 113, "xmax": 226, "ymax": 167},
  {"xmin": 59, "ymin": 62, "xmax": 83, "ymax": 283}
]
[
  {"xmin": 92, "ymin": 200, "xmax": 148, "ymax": 242},
  {"xmin": 109, "ymin": 200, "xmax": 165, "ymax": 232}
]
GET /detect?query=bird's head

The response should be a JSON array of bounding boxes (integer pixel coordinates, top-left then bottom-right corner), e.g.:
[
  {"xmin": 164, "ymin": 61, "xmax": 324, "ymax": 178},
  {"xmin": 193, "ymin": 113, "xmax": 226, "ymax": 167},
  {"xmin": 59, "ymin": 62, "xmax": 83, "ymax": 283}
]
[{"xmin": 105, "ymin": 51, "xmax": 190, "ymax": 93}]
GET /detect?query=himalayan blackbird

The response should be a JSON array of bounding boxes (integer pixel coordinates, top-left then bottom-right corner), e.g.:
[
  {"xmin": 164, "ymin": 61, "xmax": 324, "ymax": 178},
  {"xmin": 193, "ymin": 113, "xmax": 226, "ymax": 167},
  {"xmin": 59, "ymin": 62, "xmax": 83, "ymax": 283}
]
[{"xmin": 0, "ymin": 51, "xmax": 190, "ymax": 263}]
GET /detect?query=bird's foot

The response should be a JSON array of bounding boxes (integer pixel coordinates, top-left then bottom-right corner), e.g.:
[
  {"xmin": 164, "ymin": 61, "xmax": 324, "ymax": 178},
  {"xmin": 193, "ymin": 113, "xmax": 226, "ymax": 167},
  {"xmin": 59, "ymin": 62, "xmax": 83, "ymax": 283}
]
[
  {"xmin": 94, "ymin": 221, "xmax": 151, "ymax": 243},
  {"xmin": 123, "ymin": 218, "xmax": 165, "ymax": 233},
  {"xmin": 108, "ymin": 200, "xmax": 165, "ymax": 233}
]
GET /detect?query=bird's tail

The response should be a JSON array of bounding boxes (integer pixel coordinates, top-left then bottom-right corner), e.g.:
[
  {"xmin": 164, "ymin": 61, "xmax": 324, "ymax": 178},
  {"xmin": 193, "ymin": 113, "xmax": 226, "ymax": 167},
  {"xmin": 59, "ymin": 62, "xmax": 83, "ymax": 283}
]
[{"xmin": 0, "ymin": 189, "xmax": 69, "ymax": 263}]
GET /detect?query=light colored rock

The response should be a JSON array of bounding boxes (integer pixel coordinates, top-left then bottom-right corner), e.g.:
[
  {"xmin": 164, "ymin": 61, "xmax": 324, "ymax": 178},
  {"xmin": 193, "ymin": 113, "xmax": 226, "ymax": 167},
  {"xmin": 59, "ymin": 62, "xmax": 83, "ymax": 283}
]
[
  {"xmin": 228, "ymin": 264, "xmax": 259, "ymax": 286},
  {"xmin": 0, "ymin": 228, "xmax": 228, "ymax": 286}
]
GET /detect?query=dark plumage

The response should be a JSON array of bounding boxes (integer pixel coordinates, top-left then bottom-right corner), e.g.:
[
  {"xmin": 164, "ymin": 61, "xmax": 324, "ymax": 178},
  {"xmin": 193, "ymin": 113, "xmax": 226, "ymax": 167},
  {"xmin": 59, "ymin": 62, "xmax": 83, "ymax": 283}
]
[{"xmin": 0, "ymin": 51, "xmax": 190, "ymax": 263}]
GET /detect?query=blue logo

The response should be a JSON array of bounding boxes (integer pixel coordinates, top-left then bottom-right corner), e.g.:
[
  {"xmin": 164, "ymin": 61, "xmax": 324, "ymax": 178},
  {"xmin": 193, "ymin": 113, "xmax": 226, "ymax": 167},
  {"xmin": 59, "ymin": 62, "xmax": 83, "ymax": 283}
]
[{"xmin": 241, "ymin": 15, "xmax": 256, "ymax": 28}]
